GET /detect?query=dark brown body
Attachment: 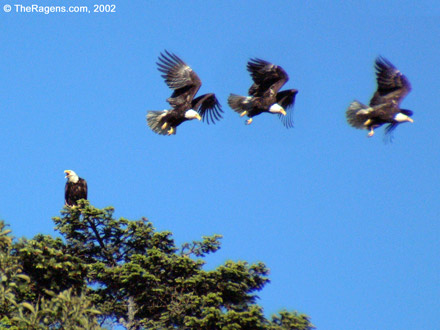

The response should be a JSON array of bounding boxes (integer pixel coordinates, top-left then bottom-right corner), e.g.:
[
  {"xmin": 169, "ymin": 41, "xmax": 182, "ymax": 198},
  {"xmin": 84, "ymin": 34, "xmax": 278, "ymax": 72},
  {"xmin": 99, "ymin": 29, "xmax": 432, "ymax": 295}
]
[
  {"xmin": 228, "ymin": 58, "xmax": 298, "ymax": 128},
  {"xmin": 65, "ymin": 178, "xmax": 88, "ymax": 206},
  {"xmin": 146, "ymin": 51, "xmax": 223, "ymax": 135}
]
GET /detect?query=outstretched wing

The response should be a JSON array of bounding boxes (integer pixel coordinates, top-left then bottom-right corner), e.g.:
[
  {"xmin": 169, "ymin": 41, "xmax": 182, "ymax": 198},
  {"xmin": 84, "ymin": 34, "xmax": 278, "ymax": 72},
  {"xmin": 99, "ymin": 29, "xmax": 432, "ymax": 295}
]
[
  {"xmin": 247, "ymin": 58, "xmax": 289, "ymax": 96},
  {"xmin": 276, "ymin": 89, "xmax": 298, "ymax": 128},
  {"xmin": 192, "ymin": 93, "xmax": 223, "ymax": 124},
  {"xmin": 157, "ymin": 51, "xmax": 201, "ymax": 106},
  {"xmin": 370, "ymin": 57, "xmax": 412, "ymax": 106}
]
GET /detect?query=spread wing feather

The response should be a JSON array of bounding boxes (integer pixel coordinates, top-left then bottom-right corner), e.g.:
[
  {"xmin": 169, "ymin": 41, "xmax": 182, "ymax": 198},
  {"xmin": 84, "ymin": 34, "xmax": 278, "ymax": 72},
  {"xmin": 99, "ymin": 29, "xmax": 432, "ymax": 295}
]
[
  {"xmin": 276, "ymin": 89, "xmax": 298, "ymax": 128},
  {"xmin": 157, "ymin": 51, "xmax": 201, "ymax": 106},
  {"xmin": 370, "ymin": 57, "xmax": 412, "ymax": 106},
  {"xmin": 247, "ymin": 58, "xmax": 289, "ymax": 96},
  {"xmin": 192, "ymin": 93, "xmax": 223, "ymax": 125}
]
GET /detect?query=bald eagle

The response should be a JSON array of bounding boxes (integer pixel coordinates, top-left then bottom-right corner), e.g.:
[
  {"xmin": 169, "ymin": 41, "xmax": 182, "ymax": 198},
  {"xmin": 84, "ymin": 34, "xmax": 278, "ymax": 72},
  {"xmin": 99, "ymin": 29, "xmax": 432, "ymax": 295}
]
[
  {"xmin": 228, "ymin": 58, "xmax": 298, "ymax": 127},
  {"xmin": 64, "ymin": 170, "xmax": 88, "ymax": 206},
  {"xmin": 146, "ymin": 51, "xmax": 223, "ymax": 135},
  {"xmin": 346, "ymin": 57, "xmax": 413, "ymax": 138}
]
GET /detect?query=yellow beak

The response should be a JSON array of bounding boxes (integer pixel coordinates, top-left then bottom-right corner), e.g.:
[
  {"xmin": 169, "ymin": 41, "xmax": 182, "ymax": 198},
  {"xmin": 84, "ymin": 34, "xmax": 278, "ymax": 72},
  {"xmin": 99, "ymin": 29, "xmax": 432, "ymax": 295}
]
[
  {"xmin": 280, "ymin": 109, "xmax": 287, "ymax": 116},
  {"xmin": 196, "ymin": 114, "xmax": 202, "ymax": 121}
]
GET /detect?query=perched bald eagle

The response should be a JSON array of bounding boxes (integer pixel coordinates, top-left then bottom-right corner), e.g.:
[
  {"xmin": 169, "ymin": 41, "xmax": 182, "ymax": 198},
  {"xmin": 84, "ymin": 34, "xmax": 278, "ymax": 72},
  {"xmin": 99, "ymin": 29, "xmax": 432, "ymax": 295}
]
[
  {"xmin": 346, "ymin": 57, "xmax": 413, "ymax": 138},
  {"xmin": 228, "ymin": 58, "xmax": 298, "ymax": 127},
  {"xmin": 146, "ymin": 51, "xmax": 223, "ymax": 135},
  {"xmin": 64, "ymin": 170, "xmax": 88, "ymax": 206}
]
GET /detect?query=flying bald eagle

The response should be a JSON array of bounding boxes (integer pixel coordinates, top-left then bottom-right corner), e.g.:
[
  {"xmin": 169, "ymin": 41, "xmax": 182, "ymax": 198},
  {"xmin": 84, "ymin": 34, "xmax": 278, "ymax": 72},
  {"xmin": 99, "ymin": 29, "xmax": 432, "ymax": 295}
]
[
  {"xmin": 228, "ymin": 58, "xmax": 298, "ymax": 127},
  {"xmin": 64, "ymin": 170, "xmax": 88, "ymax": 206},
  {"xmin": 346, "ymin": 57, "xmax": 413, "ymax": 138},
  {"xmin": 146, "ymin": 51, "xmax": 223, "ymax": 135}
]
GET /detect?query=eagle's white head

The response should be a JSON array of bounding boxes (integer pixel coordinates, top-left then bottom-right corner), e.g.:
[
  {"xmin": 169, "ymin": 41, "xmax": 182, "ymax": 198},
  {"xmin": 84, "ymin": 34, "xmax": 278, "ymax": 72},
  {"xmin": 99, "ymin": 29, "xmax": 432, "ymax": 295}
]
[
  {"xmin": 394, "ymin": 112, "xmax": 414, "ymax": 123},
  {"xmin": 269, "ymin": 103, "xmax": 287, "ymax": 116},
  {"xmin": 184, "ymin": 109, "xmax": 202, "ymax": 121},
  {"xmin": 64, "ymin": 170, "xmax": 79, "ymax": 183}
]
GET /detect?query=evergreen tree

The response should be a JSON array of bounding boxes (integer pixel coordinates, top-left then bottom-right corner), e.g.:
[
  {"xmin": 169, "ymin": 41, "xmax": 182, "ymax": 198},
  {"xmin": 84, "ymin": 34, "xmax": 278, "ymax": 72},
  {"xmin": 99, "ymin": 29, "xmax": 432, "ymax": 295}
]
[{"xmin": 0, "ymin": 202, "xmax": 314, "ymax": 329}]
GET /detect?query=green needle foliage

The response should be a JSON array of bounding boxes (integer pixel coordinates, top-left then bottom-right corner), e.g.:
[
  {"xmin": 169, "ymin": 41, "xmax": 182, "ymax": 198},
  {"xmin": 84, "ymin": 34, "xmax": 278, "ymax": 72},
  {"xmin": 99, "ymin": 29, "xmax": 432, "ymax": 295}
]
[{"xmin": 0, "ymin": 202, "xmax": 314, "ymax": 329}]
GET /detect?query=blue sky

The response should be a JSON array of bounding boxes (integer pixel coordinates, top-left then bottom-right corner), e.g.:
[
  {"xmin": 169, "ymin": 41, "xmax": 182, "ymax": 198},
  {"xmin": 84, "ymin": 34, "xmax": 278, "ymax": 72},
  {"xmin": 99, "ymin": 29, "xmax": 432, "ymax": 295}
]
[{"xmin": 1, "ymin": 1, "xmax": 440, "ymax": 329}]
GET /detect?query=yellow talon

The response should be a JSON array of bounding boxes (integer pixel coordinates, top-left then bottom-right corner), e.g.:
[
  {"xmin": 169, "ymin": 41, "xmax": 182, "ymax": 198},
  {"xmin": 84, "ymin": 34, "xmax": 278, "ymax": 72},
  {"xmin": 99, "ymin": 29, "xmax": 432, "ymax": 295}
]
[
  {"xmin": 363, "ymin": 119, "xmax": 372, "ymax": 127},
  {"xmin": 161, "ymin": 122, "xmax": 168, "ymax": 130},
  {"xmin": 367, "ymin": 129, "xmax": 374, "ymax": 137},
  {"xmin": 246, "ymin": 118, "xmax": 253, "ymax": 125},
  {"xmin": 167, "ymin": 127, "xmax": 174, "ymax": 135},
  {"xmin": 240, "ymin": 111, "xmax": 248, "ymax": 117}
]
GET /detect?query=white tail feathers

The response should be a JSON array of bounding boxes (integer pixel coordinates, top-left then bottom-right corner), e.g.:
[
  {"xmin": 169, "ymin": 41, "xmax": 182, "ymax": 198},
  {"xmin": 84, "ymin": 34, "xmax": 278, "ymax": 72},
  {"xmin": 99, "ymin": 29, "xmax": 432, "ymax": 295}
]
[
  {"xmin": 146, "ymin": 110, "xmax": 170, "ymax": 135},
  {"xmin": 346, "ymin": 101, "xmax": 373, "ymax": 129},
  {"xmin": 228, "ymin": 94, "xmax": 252, "ymax": 114}
]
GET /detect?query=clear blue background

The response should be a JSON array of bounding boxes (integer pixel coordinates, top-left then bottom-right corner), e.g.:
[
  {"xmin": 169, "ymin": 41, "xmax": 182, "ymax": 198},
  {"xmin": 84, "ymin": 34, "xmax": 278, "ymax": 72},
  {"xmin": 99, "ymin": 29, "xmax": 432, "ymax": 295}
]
[{"xmin": 1, "ymin": 1, "xmax": 439, "ymax": 329}]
